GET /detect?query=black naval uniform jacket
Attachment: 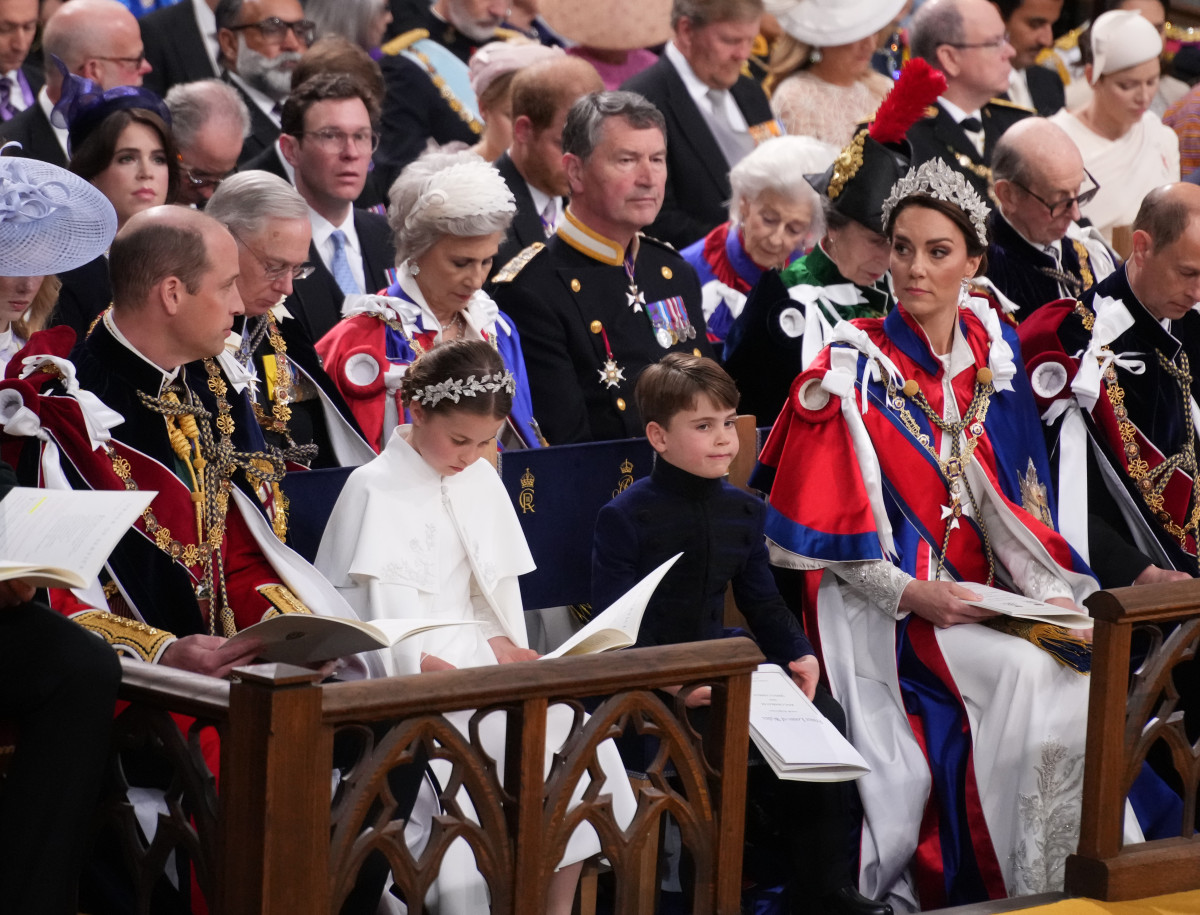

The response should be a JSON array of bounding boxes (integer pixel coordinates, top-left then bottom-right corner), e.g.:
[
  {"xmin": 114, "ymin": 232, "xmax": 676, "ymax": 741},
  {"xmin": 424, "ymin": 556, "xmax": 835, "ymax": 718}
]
[
  {"xmin": 986, "ymin": 211, "xmax": 1103, "ymax": 320},
  {"xmin": 592, "ymin": 456, "xmax": 814, "ymax": 664},
  {"xmin": 490, "ymin": 223, "xmax": 713, "ymax": 444},
  {"xmin": 906, "ymin": 99, "xmax": 1031, "ymax": 201}
]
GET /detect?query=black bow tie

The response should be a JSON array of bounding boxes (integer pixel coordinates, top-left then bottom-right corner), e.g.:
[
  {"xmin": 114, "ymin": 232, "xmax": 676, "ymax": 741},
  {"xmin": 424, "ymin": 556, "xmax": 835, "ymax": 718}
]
[{"xmin": 960, "ymin": 117, "xmax": 983, "ymax": 133}]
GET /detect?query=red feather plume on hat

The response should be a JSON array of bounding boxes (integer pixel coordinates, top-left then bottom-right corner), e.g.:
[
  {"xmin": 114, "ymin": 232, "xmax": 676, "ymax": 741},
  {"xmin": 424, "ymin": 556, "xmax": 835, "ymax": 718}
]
[{"xmin": 868, "ymin": 59, "xmax": 948, "ymax": 146}]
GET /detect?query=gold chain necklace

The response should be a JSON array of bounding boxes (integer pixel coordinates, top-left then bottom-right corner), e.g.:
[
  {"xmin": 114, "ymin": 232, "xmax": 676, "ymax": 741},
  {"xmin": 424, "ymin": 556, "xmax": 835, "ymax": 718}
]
[
  {"xmin": 242, "ymin": 314, "xmax": 294, "ymax": 435},
  {"xmin": 1075, "ymin": 300, "xmax": 1200, "ymax": 550},
  {"xmin": 882, "ymin": 360, "xmax": 998, "ymax": 584}
]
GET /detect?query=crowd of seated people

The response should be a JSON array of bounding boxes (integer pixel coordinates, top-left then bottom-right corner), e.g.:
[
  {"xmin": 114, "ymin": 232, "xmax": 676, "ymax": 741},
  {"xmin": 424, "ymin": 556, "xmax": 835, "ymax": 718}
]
[{"xmin": 4, "ymin": 0, "xmax": 1200, "ymax": 912}]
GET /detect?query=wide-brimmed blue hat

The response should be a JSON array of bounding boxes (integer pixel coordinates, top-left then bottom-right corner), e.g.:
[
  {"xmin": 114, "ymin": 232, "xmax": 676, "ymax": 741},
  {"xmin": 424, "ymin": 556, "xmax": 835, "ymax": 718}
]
[{"xmin": 0, "ymin": 143, "xmax": 118, "ymax": 276}]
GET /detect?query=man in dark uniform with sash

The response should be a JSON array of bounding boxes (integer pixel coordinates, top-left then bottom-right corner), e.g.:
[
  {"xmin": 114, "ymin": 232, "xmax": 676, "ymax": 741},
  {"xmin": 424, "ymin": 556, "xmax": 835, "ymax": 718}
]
[
  {"xmin": 490, "ymin": 90, "xmax": 713, "ymax": 444},
  {"xmin": 987, "ymin": 117, "xmax": 1115, "ymax": 319},
  {"xmin": 1019, "ymin": 183, "xmax": 1200, "ymax": 587}
]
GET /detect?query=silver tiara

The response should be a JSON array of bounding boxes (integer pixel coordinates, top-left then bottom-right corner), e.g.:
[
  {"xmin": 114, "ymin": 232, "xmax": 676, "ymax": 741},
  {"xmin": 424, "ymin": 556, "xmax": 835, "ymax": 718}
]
[
  {"xmin": 414, "ymin": 371, "xmax": 517, "ymax": 407},
  {"xmin": 880, "ymin": 158, "xmax": 990, "ymax": 247}
]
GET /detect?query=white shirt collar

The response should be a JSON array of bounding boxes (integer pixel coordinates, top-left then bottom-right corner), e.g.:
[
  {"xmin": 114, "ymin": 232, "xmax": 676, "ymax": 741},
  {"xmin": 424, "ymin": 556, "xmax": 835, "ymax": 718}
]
[
  {"xmin": 664, "ymin": 41, "xmax": 712, "ymax": 109},
  {"xmin": 309, "ymin": 205, "xmax": 359, "ymax": 253},
  {"xmin": 938, "ymin": 96, "xmax": 982, "ymax": 127},
  {"xmin": 525, "ymin": 180, "xmax": 560, "ymax": 227},
  {"xmin": 37, "ymin": 86, "xmax": 69, "ymax": 157},
  {"xmin": 104, "ymin": 310, "xmax": 180, "ymax": 394},
  {"xmin": 272, "ymin": 137, "xmax": 295, "ymax": 184}
]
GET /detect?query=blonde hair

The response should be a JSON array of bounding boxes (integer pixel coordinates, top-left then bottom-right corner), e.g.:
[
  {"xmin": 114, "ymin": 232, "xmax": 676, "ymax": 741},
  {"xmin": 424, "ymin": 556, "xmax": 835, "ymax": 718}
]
[
  {"xmin": 764, "ymin": 33, "xmax": 813, "ymax": 95},
  {"xmin": 15, "ymin": 275, "xmax": 60, "ymax": 339}
]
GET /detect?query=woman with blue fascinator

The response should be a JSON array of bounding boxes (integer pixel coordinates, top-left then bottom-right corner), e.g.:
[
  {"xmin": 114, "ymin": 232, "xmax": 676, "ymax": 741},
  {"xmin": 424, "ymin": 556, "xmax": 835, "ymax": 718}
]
[{"xmin": 46, "ymin": 65, "xmax": 181, "ymax": 339}]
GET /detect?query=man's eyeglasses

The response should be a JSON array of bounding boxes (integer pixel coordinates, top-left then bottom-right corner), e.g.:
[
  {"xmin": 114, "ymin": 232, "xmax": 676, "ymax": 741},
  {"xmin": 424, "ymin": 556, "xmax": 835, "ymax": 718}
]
[
  {"xmin": 94, "ymin": 52, "xmax": 147, "ymax": 69},
  {"xmin": 1010, "ymin": 168, "xmax": 1101, "ymax": 219},
  {"xmin": 944, "ymin": 34, "xmax": 1010, "ymax": 52},
  {"xmin": 179, "ymin": 157, "xmax": 235, "ymax": 191},
  {"xmin": 230, "ymin": 229, "xmax": 316, "ymax": 282},
  {"xmin": 296, "ymin": 127, "xmax": 380, "ymax": 154},
  {"xmin": 228, "ymin": 17, "xmax": 316, "ymax": 46}
]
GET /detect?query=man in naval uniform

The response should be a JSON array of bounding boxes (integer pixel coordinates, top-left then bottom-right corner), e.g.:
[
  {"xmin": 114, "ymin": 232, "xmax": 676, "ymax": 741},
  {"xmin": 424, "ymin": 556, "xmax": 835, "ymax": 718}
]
[
  {"xmin": 1018, "ymin": 183, "xmax": 1200, "ymax": 588},
  {"xmin": 907, "ymin": 0, "xmax": 1031, "ymax": 201},
  {"xmin": 490, "ymin": 90, "xmax": 713, "ymax": 444},
  {"xmin": 987, "ymin": 117, "xmax": 1114, "ymax": 319}
]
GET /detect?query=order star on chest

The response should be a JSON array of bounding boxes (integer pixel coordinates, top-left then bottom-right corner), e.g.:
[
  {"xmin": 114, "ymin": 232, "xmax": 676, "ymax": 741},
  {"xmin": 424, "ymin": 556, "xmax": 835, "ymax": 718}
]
[
  {"xmin": 598, "ymin": 358, "xmax": 625, "ymax": 388},
  {"xmin": 626, "ymin": 282, "xmax": 646, "ymax": 313}
]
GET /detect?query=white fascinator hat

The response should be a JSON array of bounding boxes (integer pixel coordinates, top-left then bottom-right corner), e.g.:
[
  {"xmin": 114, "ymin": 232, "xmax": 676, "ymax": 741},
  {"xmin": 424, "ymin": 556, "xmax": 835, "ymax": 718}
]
[
  {"xmin": 0, "ymin": 142, "xmax": 118, "ymax": 277},
  {"xmin": 1088, "ymin": 9, "xmax": 1162, "ymax": 85}
]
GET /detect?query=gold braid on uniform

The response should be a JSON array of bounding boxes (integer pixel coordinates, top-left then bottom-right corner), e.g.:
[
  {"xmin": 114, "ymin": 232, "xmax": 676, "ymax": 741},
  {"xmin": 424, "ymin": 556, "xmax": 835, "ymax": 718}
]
[
  {"xmin": 241, "ymin": 314, "xmax": 319, "ymax": 475},
  {"xmin": 130, "ymin": 358, "xmax": 291, "ymax": 636},
  {"xmin": 71, "ymin": 610, "xmax": 174, "ymax": 662}
]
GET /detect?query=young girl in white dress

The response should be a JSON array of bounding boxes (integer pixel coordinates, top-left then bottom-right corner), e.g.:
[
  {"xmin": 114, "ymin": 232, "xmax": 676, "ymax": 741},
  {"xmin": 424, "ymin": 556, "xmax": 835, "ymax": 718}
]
[{"xmin": 316, "ymin": 340, "xmax": 636, "ymax": 914}]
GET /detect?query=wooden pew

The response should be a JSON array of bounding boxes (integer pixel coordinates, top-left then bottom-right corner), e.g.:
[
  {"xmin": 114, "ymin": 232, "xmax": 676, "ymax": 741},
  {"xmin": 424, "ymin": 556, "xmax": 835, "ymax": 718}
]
[
  {"xmin": 1066, "ymin": 579, "xmax": 1200, "ymax": 900},
  {"xmin": 105, "ymin": 639, "xmax": 763, "ymax": 914}
]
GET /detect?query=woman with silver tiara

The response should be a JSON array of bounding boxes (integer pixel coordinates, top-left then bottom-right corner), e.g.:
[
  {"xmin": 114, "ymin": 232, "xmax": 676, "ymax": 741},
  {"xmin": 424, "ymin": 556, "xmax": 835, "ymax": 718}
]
[{"xmin": 753, "ymin": 157, "xmax": 1147, "ymax": 910}]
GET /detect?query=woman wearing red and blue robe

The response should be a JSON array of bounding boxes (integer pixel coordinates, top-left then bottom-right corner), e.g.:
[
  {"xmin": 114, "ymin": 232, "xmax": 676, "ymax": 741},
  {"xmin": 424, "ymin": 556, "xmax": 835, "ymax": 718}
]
[{"xmin": 754, "ymin": 160, "xmax": 1145, "ymax": 912}]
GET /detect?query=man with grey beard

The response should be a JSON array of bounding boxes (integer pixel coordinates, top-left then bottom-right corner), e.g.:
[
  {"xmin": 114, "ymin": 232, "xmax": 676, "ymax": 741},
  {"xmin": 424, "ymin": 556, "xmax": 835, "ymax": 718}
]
[{"xmin": 215, "ymin": 0, "xmax": 313, "ymax": 165}]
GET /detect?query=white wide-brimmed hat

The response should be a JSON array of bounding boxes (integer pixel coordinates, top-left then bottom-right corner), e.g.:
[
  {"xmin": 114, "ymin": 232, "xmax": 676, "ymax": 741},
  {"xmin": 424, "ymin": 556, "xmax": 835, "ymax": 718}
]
[
  {"xmin": 1089, "ymin": 9, "xmax": 1162, "ymax": 84},
  {"xmin": 0, "ymin": 146, "xmax": 117, "ymax": 277},
  {"xmin": 766, "ymin": 0, "xmax": 907, "ymax": 47},
  {"xmin": 539, "ymin": 0, "xmax": 674, "ymax": 51}
]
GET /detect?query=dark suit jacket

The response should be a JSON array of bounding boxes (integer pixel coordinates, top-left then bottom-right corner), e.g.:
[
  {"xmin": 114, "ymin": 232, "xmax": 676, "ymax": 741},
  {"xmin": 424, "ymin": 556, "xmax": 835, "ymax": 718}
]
[
  {"xmin": 0, "ymin": 103, "xmax": 65, "ymax": 166},
  {"xmin": 287, "ymin": 209, "xmax": 395, "ymax": 344},
  {"xmin": 223, "ymin": 73, "xmax": 280, "ymax": 167},
  {"xmin": 1025, "ymin": 66, "xmax": 1065, "ymax": 118},
  {"xmin": 492, "ymin": 151, "xmax": 554, "ymax": 276},
  {"xmin": 141, "ymin": 0, "xmax": 219, "ymax": 98},
  {"xmin": 622, "ymin": 56, "xmax": 772, "ymax": 249},
  {"xmin": 241, "ymin": 142, "xmax": 389, "ymax": 213},
  {"xmin": 50, "ymin": 255, "xmax": 111, "ymax": 340},
  {"xmin": 905, "ymin": 99, "xmax": 1030, "ymax": 201}
]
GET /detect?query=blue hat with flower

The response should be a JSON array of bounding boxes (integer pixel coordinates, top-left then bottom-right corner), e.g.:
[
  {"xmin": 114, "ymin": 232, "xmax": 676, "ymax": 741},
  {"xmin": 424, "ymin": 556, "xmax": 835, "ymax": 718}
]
[{"xmin": 48, "ymin": 58, "xmax": 171, "ymax": 157}]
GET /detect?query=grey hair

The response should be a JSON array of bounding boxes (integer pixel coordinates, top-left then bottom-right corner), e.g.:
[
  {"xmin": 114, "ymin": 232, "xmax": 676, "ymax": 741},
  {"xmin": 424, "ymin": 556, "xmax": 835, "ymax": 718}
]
[
  {"xmin": 305, "ymin": 0, "xmax": 383, "ymax": 50},
  {"xmin": 728, "ymin": 136, "xmax": 828, "ymax": 243},
  {"xmin": 166, "ymin": 80, "xmax": 251, "ymax": 148},
  {"xmin": 387, "ymin": 149, "xmax": 516, "ymax": 263},
  {"xmin": 562, "ymin": 91, "xmax": 666, "ymax": 161},
  {"xmin": 214, "ymin": 0, "xmax": 245, "ymax": 31},
  {"xmin": 910, "ymin": 0, "xmax": 966, "ymax": 67},
  {"xmin": 670, "ymin": 0, "xmax": 763, "ymax": 30},
  {"xmin": 205, "ymin": 170, "xmax": 310, "ymax": 238},
  {"xmin": 990, "ymin": 132, "xmax": 1035, "ymax": 187}
]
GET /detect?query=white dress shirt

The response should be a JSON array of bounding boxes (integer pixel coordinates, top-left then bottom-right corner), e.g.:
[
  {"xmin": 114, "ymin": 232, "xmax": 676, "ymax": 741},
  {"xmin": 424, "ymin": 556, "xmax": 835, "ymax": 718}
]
[{"xmin": 310, "ymin": 206, "xmax": 366, "ymax": 295}]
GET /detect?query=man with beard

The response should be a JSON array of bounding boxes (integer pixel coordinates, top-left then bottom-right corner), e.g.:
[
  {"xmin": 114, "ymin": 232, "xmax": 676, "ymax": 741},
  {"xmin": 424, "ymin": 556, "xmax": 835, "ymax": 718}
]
[
  {"xmin": 375, "ymin": 0, "xmax": 513, "ymax": 187},
  {"xmin": 215, "ymin": 0, "xmax": 313, "ymax": 165}
]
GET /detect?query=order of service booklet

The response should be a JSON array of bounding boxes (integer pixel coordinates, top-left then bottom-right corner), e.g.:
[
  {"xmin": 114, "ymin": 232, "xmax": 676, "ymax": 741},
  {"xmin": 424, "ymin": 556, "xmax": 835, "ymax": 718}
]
[
  {"xmin": 227, "ymin": 615, "xmax": 482, "ymax": 665},
  {"xmin": 541, "ymin": 553, "xmax": 683, "ymax": 659},
  {"xmin": 749, "ymin": 664, "xmax": 870, "ymax": 783},
  {"xmin": 0, "ymin": 486, "xmax": 156, "ymax": 588},
  {"xmin": 960, "ymin": 583, "xmax": 1093, "ymax": 629}
]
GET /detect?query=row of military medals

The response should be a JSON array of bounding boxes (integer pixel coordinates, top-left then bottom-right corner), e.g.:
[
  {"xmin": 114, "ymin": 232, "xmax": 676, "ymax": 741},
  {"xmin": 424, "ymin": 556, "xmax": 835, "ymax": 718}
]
[{"xmin": 597, "ymin": 254, "xmax": 697, "ymax": 389}]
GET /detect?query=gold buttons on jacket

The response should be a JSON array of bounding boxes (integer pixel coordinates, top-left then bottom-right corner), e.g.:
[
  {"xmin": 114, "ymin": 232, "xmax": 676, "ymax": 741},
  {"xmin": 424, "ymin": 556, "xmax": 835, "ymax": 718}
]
[
  {"xmin": 571, "ymin": 278, "xmax": 581, "ymax": 292},
  {"xmin": 616, "ymin": 398, "xmax": 626, "ymax": 411},
  {"xmin": 693, "ymin": 348, "xmax": 702, "ymax": 357},
  {"xmin": 661, "ymin": 266, "xmax": 673, "ymax": 279},
  {"xmin": 590, "ymin": 320, "xmax": 602, "ymax": 334}
]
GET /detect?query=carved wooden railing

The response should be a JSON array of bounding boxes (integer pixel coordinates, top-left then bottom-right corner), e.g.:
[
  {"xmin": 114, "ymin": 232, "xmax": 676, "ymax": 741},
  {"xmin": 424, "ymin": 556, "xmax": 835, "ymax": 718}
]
[
  {"xmin": 1065, "ymin": 580, "xmax": 1200, "ymax": 900},
  {"xmin": 104, "ymin": 638, "xmax": 763, "ymax": 914}
]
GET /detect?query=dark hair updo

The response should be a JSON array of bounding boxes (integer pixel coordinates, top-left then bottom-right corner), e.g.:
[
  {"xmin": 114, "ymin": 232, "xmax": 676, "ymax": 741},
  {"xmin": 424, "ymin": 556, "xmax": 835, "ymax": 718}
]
[{"xmin": 401, "ymin": 339, "xmax": 514, "ymax": 418}]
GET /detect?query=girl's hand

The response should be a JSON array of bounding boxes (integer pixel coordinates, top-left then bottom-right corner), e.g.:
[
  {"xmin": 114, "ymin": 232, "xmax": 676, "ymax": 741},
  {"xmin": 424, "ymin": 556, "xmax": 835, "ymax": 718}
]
[
  {"xmin": 1044, "ymin": 597, "xmax": 1094, "ymax": 643},
  {"xmin": 788, "ymin": 655, "xmax": 820, "ymax": 700},
  {"xmin": 488, "ymin": 636, "xmax": 540, "ymax": 664},
  {"xmin": 663, "ymin": 684, "xmax": 712, "ymax": 708},
  {"xmin": 420, "ymin": 652, "xmax": 456, "ymax": 672}
]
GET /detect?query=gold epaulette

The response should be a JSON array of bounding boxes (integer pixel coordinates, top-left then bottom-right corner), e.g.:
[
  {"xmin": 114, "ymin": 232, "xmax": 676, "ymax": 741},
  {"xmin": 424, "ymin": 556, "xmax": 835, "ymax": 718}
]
[
  {"xmin": 638, "ymin": 233, "xmax": 677, "ymax": 253},
  {"xmin": 380, "ymin": 28, "xmax": 430, "ymax": 57},
  {"xmin": 924, "ymin": 104, "xmax": 940, "ymax": 119},
  {"xmin": 1054, "ymin": 23, "xmax": 1084, "ymax": 51},
  {"xmin": 257, "ymin": 583, "xmax": 312, "ymax": 617},
  {"xmin": 72, "ymin": 609, "xmax": 174, "ymax": 663},
  {"xmin": 988, "ymin": 97, "xmax": 1035, "ymax": 114},
  {"xmin": 492, "ymin": 242, "xmax": 544, "ymax": 283}
]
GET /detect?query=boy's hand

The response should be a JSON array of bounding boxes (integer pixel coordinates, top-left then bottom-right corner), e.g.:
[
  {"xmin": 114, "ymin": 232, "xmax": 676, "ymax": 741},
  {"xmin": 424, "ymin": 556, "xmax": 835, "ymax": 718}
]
[{"xmin": 788, "ymin": 655, "xmax": 820, "ymax": 700}]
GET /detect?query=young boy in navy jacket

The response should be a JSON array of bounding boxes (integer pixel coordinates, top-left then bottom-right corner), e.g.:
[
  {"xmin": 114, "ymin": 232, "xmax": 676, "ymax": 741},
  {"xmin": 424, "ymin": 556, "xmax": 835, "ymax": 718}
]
[{"xmin": 591, "ymin": 353, "xmax": 889, "ymax": 915}]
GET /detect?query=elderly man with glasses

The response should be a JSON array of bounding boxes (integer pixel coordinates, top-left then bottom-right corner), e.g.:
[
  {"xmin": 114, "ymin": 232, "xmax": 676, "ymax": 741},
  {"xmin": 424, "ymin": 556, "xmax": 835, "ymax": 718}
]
[
  {"xmin": 215, "ymin": 0, "xmax": 314, "ymax": 165},
  {"xmin": 905, "ymin": 0, "xmax": 1029, "ymax": 201},
  {"xmin": 986, "ymin": 116, "xmax": 1115, "ymax": 319}
]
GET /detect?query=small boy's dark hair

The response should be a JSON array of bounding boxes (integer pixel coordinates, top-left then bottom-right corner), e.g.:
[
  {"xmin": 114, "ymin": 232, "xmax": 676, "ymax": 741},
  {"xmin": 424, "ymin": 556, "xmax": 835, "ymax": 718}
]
[
  {"xmin": 635, "ymin": 353, "xmax": 740, "ymax": 427},
  {"xmin": 401, "ymin": 339, "xmax": 513, "ymax": 418}
]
